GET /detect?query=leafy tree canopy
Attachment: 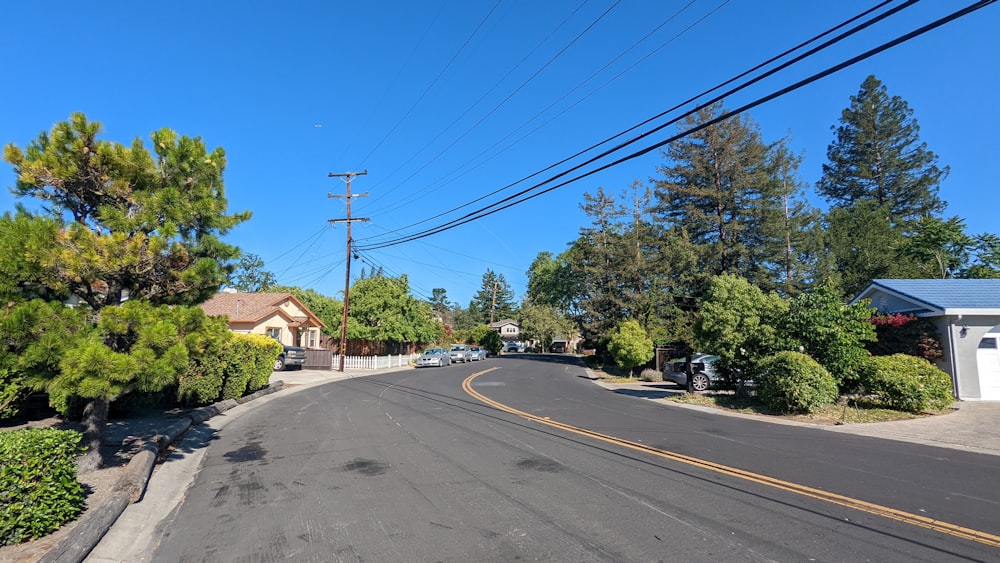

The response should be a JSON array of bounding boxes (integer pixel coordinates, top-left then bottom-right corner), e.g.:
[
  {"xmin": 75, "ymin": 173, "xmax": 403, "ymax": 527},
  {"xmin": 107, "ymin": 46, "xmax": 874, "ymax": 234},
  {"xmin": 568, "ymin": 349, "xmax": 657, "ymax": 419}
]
[
  {"xmin": 347, "ymin": 274, "xmax": 443, "ymax": 345},
  {"xmin": 229, "ymin": 253, "xmax": 277, "ymax": 292}
]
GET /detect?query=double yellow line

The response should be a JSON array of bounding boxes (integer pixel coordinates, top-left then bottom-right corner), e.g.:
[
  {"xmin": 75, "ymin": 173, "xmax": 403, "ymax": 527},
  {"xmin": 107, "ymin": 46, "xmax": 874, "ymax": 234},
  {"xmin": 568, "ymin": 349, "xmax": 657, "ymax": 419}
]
[{"xmin": 463, "ymin": 370, "xmax": 1000, "ymax": 549}]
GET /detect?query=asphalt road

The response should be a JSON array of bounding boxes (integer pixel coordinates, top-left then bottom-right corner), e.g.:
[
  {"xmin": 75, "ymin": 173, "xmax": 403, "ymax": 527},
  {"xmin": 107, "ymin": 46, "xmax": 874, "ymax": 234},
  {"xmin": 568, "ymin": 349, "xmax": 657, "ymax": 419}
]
[{"xmin": 149, "ymin": 356, "xmax": 1000, "ymax": 562}]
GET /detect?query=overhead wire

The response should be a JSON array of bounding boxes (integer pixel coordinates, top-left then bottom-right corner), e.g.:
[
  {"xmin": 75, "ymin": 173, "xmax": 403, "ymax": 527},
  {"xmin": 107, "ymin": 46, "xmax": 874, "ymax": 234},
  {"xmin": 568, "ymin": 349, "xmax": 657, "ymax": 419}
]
[
  {"xmin": 354, "ymin": 0, "xmax": 918, "ymax": 248},
  {"xmin": 356, "ymin": 0, "xmax": 895, "ymax": 243},
  {"xmin": 361, "ymin": 0, "xmax": 594, "ymax": 209},
  {"xmin": 360, "ymin": 0, "xmax": 706, "ymax": 218},
  {"xmin": 360, "ymin": 0, "xmax": 622, "ymax": 212},
  {"xmin": 357, "ymin": 0, "xmax": 991, "ymax": 251},
  {"xmin": 356, "ymin": 1, "xmax": 504, "ymax": 168}
]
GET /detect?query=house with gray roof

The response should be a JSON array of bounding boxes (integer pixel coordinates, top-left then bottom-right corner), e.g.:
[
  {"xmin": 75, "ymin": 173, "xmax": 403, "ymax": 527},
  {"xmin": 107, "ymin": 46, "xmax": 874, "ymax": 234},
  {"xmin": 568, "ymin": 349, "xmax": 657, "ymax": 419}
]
[{"xmin": 852, "ymin": 279, "xmax": 1000, "ymax": 400}]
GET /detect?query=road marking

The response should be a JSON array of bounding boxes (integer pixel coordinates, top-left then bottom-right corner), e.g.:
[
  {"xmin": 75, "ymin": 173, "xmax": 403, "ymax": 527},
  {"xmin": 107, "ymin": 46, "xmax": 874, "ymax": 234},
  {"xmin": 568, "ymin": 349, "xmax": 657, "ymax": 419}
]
[{"xmin": 462, "ymin": 370, "xmax": 1000, "ymax": 549}]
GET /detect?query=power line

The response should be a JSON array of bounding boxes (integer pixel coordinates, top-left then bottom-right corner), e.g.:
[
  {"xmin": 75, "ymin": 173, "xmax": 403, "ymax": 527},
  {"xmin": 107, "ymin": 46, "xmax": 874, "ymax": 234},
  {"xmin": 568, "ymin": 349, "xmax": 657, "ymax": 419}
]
[
  {"xmin": 356, "ymin": 0, "xmax": 991, "ymax": 251},
  {"xmin": 360, "ymin": 0, "xmax": 715, "ymax": 219},
  {"xmin": 360, "ymin": 0, "xmax": 593, "ymax": 209},
  {"xmin": 356, "ymin": 0, "xmax": 900, "ymax": 245},
  {"xmin": 361, "ymin": 0, "xmax": 622, "ymax": 211},
  {"xmin": 356, "ymin": 1, "xmax": 504, "ymax": 168}
]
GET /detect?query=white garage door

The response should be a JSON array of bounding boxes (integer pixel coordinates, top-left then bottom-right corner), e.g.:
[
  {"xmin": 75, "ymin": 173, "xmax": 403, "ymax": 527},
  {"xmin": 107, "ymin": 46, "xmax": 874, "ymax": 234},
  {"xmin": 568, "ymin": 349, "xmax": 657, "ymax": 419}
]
[{"xmin": 977, "ymin": 333, "xmax": 1000, "ymax": 400}]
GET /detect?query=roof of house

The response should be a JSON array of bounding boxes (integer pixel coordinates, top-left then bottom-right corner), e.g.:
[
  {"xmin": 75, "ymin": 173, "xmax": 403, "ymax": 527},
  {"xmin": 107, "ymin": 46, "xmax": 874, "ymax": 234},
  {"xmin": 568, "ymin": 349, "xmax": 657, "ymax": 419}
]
[
  {"xmin": 489, "ymin": 319, "xmax": 519, "ymax": 328},
  {"xmin": 200, "ymin": 292, "xmax": 327, "ymax": 327},
  {"xmin": 853, "ymin": 279, "xmax": 1000, "ymax": 315}
]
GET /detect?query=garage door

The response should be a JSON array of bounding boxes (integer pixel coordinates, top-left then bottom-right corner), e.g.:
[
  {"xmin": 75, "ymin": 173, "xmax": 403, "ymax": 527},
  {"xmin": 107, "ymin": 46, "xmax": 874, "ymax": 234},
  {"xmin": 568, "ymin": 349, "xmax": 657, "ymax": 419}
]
[{"xmin": 976, "ymin": 333, "xmax": 1000, "ymax": 400}]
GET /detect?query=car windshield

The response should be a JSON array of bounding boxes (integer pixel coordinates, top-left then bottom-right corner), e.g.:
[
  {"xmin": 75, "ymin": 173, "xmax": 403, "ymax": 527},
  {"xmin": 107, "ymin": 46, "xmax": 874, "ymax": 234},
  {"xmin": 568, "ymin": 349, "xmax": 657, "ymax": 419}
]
[{"xmin": 451, "ymin": 345, "xmax": 466, "ymax": 351}]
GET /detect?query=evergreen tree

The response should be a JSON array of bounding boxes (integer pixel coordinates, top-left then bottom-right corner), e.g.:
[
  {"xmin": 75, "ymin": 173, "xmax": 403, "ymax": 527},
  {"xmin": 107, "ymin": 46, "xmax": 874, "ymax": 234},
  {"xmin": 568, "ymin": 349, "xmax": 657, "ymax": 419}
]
[
  {"xmin": 817, "ymin": 75, "xmax": 948, "ymax": 225},
  {"xmin": 2, "ymin": 114, "xmax": 248, "ymax": 469},
  {"xmin": 569, "ymin": 187, "xmax": 627, "ymax": 342},
  {"xmin": 651, "ymin": 102, "xmax": 814, "ymax": 294},
  {"xmin": 468, "ymin": 270, "xmax": 516, "ymax": 325}
]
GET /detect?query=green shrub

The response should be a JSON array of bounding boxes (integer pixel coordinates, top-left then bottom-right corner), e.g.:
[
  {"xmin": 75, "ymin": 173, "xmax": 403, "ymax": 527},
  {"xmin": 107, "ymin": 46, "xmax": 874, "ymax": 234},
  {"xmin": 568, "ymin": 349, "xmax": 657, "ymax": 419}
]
[
  {"xmin": 225, "ymin": 334, "xmax": 282, "ymax": 398},
  {"xmin": 639, "ymin": 368, "xmax": 663, "ymax": 383},
  {"xmin": 864, "ymin": 354, "xmax": 954, "ymax": 412},
  {"xmin": 178, "ymin": 352, "xmax": 226, "ymax": 406},
  {"xmin": 608, "ymin": 320, "xmax": 654, "ymax": 377},
  {"xmin": 755, "ymin": 351, "xmax": 839, "ymax": 414},
  {"xmin": 0, "ymin": 428, "xmax": 85, "ymax": 546}
]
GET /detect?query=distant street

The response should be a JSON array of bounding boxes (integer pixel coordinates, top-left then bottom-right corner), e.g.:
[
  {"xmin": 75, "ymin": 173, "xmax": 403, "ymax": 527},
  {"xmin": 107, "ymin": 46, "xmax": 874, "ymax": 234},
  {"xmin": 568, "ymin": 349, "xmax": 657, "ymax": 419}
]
[{"xmin": 153, "ymin": 356, "xmax": 1000, "ymax": 562}]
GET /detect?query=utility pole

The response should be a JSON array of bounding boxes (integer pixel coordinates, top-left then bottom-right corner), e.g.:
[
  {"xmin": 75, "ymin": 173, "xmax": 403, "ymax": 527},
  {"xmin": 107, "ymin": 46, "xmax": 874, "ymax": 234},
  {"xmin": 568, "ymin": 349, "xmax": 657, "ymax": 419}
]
[
  {"xmin": 489, "ymin": 280, "xmax": 499, "ymax": 325},
  {"xmin": 329, "ymin": 170, "xmax": 369, "ymax": 372}
]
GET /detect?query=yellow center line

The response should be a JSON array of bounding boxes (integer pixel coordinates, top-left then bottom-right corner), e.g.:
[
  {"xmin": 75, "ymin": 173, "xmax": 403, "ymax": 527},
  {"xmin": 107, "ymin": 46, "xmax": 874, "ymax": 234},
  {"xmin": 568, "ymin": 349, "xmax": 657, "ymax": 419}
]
[{"xmin": 462, "ymin": 370, "xmax": 1000, "ymax": 549}]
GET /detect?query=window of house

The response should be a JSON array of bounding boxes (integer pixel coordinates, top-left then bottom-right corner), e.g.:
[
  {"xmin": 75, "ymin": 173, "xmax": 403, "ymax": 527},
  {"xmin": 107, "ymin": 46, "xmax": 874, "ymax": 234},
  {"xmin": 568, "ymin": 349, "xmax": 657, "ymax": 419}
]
[
  {"xmin": 307, "ymin": 330, "xmax": 317, "ymax": 348},
  {"xmin": 266, "ymin": 327, "xmax": 281, "ymax": 341},
  {"xmin": 979, "ymin": 337, "xmax": 998, "ymax": 349}
]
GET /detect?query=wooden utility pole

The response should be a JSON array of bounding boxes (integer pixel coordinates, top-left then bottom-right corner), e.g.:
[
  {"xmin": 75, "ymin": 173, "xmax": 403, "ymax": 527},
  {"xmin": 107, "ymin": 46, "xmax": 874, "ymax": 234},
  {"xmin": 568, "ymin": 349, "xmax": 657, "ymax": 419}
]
[
  {"xmin": 489, "ymin": 281, "xmax": 499, "ymax": 325},
  {"xmin": 329, "ymin": 170, "xmax": 369, "ymax": 372}
]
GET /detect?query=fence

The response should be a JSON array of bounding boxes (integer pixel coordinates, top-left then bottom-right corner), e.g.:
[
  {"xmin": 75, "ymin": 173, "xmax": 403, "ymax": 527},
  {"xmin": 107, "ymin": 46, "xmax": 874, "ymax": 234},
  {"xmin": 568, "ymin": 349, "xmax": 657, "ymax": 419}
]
[{"xmin": 331, "ymin": 353, "xmax": 420, "ymax": 370}]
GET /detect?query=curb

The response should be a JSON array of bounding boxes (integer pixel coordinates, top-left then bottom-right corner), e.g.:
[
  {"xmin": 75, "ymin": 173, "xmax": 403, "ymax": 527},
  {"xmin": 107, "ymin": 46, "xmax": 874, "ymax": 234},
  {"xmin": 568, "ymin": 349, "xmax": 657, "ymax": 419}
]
[{"xmin": 37, "ymin": 381, "xmax": 285, "ymax": 563}]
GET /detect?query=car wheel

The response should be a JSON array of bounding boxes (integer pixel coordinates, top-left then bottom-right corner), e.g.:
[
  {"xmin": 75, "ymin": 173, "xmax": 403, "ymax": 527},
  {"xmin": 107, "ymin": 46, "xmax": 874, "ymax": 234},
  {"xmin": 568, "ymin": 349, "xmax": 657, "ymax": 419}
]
[
  {"xmin": 691, "ymin": 373, "xmax": 710, "ymax": 391},
  {"xmin": 274, "ymin": 356, "xmax": 286, "ymax": 371}
]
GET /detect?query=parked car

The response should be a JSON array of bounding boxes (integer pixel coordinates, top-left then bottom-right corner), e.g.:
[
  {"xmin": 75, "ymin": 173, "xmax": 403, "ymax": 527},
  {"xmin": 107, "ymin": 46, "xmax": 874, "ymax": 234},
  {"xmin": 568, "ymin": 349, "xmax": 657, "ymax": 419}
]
[
  {"xmin": 274, "ymin": 344, "xmax": 307, "ymax": 371},
  {"xmin": 470, "ymin": 346, "xmax": 488, "ymax": 361},
  {"xmin": 417, "ymin": 348, "xmax": 451, "ymax": 367},
  {"xmin": 449, "ymin": 344, "xmax": 472, "ymax": 363},
  {"xmin": 663, "ymin": 353, "xmax": 722, "ymax": 391},
  {"xmin": 504, "ymin": 342, "xmax": 520, "ymax": 353}
]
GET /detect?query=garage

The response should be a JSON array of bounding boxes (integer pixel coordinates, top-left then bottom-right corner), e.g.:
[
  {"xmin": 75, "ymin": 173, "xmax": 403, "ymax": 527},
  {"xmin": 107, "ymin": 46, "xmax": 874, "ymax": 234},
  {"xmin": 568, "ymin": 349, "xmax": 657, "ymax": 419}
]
[{"xmin": 853, "ymin": 279, "xmax": 1000, "ymax": 401}]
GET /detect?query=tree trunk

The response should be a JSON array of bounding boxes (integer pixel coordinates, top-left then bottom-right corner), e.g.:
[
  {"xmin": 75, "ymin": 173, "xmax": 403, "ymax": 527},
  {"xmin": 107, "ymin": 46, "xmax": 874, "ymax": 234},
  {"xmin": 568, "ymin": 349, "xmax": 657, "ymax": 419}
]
[{"xmin": 77, "ymin": 396, "xmax": 109, "ymax": 473}]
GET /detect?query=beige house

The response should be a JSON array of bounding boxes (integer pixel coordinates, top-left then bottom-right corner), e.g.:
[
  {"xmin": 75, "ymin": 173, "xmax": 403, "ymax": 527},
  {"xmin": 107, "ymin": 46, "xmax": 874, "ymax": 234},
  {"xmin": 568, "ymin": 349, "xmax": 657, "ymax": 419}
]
[
  {"xmin": 200, "ymin": 291, "xmax": 327, "ymax": 349},
  {"xmin": 489, "ymin": 318, "xmax": 521, "ymax": 341}
]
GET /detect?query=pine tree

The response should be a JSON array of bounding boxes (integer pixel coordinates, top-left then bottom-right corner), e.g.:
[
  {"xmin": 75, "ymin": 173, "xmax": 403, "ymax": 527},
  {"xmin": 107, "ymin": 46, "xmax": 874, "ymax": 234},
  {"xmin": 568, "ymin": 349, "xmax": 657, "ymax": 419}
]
[
  {"xmin": 468, "ymin": 269, "xmax": 516, "ymax": 325},
  {"xmin": 652, "ymin": 102, "xmax": 813, "ymax": 294},
  {"xmin": 569, "ymin": 187, "xmax": 627, "ymax": 342},
  {"xmin": 817, "ymin": 75, "xmax": 948, "ymax": 225}
]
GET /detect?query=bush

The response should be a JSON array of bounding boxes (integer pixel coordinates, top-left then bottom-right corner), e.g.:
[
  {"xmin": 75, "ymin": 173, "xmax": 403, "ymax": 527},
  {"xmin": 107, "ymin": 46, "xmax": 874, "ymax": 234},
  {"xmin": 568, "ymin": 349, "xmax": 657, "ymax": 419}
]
[
  {"xmin": 178, "ymin": 352, "xmax": 226, "ymax": 406},
  {"xmin": 755, "ymin": 351, "xmax": 839, "ymax": 414},
  {"xmin": 863, "ymin": 354, "xmax": 954, "ymax": 412},
  {"xmin": 639, "ymin": 368, "xmax": 663, "ymax": 383},
  {"xmin": 179, "ymin": 333, "xmax": 283, "ymax": 405},
  {"xmin": 234, "ymin": 334, "xmax": 283, "ymax": 396},
  {"xmin": 608, "ymin": 320, "xmax": 654, "ymax": 377},
  {"xmin": 0, "ymin": 428, "xmax": 85, "ymax": 546}
]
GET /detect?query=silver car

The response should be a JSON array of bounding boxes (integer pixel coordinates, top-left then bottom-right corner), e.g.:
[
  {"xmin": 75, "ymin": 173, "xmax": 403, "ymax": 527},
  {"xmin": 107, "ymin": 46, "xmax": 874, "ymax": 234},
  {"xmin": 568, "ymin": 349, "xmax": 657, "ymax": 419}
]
[
  {"xmin": 449, "ymin": 344, "xmax": 472, "ymax": 363},
  {"xmin": 470, "ymin": 346, "xmax": 488, "ymax": 361},
  {"xmin": 663, "ymin": 353, "xmax": 722, "ymax": 391},
  {"xmin": 417, "ymin": 348, "xmax": 451, "ymax": 368}
]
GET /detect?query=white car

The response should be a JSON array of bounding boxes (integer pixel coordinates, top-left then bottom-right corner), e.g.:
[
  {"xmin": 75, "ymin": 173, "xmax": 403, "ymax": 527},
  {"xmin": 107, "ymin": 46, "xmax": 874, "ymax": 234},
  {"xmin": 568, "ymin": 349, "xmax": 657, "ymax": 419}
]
[{"xmin": 470, "ymin": 346, "xmax": 488, "ymax": 361}]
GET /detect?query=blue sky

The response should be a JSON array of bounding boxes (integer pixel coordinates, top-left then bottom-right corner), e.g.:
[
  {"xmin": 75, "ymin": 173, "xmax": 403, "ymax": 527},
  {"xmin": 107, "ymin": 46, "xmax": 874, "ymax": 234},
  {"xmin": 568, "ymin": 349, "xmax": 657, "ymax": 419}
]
[{"xmin": 1, "ymin": 1, "xmax": 997, "ymax": 307}]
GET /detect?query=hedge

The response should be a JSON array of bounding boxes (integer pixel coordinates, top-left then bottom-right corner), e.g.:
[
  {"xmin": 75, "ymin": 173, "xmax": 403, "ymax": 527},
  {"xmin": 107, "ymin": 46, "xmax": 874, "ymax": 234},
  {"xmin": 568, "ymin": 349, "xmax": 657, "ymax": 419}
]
[{"xmin": 0, "ymin": 428, "xmax": 85, "ymax": 546}]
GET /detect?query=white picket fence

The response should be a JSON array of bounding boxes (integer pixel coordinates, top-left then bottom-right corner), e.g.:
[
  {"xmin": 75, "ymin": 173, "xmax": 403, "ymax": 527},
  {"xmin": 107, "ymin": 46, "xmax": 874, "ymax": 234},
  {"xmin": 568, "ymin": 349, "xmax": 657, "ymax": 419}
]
[{"xmin": 331, "ymin": 353, "xmax": 420, "ymax": 370}]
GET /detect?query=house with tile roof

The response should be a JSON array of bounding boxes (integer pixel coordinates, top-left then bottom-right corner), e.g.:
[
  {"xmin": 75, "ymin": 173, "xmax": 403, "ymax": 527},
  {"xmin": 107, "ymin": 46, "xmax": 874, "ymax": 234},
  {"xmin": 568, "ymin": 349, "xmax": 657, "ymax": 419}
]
[
  {"xmin": 852, "ymin": 279, "xmax": 1000, "ymax": 400},
  {"xmin": 200, "ymin": 290, "xmax": 327, "ymax": 349}
]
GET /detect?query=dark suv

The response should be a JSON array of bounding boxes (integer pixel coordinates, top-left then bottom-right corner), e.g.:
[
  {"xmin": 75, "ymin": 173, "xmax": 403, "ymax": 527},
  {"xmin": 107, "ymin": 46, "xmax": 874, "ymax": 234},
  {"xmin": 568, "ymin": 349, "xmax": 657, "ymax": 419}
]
[{"xmin": 275, "ymin": 344, "xmax": 306, "ymax": 371}]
